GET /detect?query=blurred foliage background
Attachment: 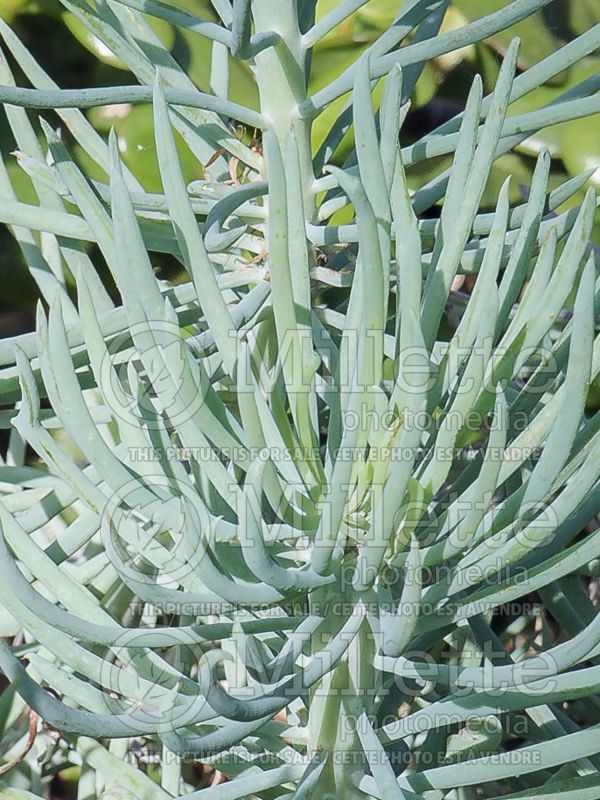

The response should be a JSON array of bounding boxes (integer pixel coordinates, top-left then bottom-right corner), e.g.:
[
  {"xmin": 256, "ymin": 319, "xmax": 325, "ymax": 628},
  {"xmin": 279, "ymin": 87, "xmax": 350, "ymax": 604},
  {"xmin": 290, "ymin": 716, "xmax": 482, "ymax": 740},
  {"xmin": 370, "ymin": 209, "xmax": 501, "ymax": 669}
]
[{"xmin": 0, "ymin": 0, "xmax": 598, "ymax": 321}]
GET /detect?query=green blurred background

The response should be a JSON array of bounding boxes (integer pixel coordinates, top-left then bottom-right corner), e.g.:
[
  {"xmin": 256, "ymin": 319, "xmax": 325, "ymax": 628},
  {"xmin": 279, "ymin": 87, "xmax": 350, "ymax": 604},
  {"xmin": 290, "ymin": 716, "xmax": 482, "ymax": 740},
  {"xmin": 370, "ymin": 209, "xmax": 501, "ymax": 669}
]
[{"xmin": 0, "ymin": 0, "xmax": 598, "ymax": 324}]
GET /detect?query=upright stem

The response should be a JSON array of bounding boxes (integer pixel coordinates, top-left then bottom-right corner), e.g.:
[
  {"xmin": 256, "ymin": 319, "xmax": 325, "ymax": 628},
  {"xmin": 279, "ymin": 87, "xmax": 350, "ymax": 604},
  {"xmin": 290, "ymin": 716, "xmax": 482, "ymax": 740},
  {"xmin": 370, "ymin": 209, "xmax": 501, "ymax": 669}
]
[
  {"xmin": 307, "ymin": 590, "xmax": 375, "ymax": 799},
  {"xmin": 252, "ymin": 0, "xmax": 316, "ymax": 220}
]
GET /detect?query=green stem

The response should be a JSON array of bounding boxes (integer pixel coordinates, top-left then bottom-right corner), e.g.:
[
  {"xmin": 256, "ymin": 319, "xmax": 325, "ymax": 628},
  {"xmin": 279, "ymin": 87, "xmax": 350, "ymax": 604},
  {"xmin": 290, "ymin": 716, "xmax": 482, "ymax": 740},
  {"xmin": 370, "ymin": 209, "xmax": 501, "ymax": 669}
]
[
  {"xmin": 252, "ymin": 0, "xmax": 316, "ymax": 220},
  {"xmin": 308, "ymin": 592, "xmax": 374, "ymax": 798}
]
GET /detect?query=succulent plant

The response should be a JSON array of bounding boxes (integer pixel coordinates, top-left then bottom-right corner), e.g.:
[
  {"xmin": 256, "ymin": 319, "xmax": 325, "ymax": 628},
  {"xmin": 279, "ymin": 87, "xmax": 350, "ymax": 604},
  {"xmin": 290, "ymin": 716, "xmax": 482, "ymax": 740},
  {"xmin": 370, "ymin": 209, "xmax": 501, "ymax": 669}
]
[{"xmin": 0, "ymin": 1, "xmax": 599, "ymax": 798}]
